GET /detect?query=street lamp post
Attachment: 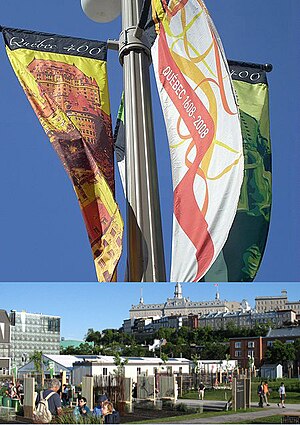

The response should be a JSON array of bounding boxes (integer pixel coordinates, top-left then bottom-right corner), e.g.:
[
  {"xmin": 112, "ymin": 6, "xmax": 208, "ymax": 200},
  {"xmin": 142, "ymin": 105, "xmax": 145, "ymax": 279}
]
[{"xmin": 81, "ymin": 0, "xmax": 166, "ymax": 282}]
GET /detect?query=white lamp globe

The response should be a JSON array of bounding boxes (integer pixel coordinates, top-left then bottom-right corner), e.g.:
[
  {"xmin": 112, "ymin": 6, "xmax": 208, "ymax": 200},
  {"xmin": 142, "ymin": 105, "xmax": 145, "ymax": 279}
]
[{"xmin": 81, "ymin": 0, "xmax": 121, "ymax": 23}]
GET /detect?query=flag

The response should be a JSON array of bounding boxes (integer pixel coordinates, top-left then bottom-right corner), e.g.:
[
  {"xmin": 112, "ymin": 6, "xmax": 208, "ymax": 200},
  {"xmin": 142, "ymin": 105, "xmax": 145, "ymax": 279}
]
[
  {"xmin": 204, "ymin": 61, "xmax": 272, "ymax": 282},
  {"xmin": 150, "ymin": 0, "xmax": 244, "ymax": 281},
  {"xmin": 2, "ymin": 27, "xmax": 123, "ymax": 282}
]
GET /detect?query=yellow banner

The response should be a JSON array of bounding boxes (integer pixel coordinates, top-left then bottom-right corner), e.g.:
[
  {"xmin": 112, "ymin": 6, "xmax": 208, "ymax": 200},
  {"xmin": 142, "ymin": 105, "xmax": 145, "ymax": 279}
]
[{"xmin": 3, "ymin": 27, "xmax": 123, "ymax": 281}]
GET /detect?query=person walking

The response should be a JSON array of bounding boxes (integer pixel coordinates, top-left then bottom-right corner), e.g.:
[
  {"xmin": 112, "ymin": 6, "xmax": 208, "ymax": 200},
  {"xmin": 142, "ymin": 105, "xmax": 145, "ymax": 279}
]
[
  {"xmin": 257, "ymin": 381, "xmax": 264, "ymax": 408},
  {"xmin": 198, "ymin": 382, "xmax": 205, "ymax": 400},
  {"xmin": 278, "ymin": 382, "xmax": 286, "ymax": 408},
  {"xmin": 263, "ymin": 381, "xmax": 270, "ymax": 406}
]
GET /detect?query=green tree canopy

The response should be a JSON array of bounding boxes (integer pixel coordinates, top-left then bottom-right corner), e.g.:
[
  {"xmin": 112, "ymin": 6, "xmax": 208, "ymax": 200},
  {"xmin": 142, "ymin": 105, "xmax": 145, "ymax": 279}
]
[{"xmin": 264, "ymin": 340, "xmax": 296, "ymax": 364}]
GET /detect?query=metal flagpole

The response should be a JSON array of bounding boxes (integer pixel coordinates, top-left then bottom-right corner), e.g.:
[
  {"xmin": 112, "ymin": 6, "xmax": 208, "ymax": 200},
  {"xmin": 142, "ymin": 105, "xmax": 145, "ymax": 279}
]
[
  {"xmin": 81, "ymin": 0, "xmax": 166, "ymax": 282},
  {"xmin": 118, "ymin": 0, "xmax": 166, "ymax": 282}
]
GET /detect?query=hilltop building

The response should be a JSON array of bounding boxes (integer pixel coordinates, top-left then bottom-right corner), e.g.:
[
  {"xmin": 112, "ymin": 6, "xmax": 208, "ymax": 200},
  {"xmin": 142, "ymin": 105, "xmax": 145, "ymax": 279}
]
[
  {"xmin": 255, "ymin": 289, "xmax": 300, "ymax": 316},
  {"xmin": 198, "ymin": 309, "xmax": 296, "ymax": 330},
  {"xmin": 129, "ymin": 283, "xmax": 242, "ymax": 320},
  {"xmin": 124, "ymin": 286, "xmax": 297, "ymax": 336}
]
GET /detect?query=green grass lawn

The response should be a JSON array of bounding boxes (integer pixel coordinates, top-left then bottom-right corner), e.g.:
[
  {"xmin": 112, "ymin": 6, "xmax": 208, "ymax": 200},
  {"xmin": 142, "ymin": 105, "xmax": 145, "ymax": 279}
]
[
  {"xmin": 180, "ymin": 389, "xmax": 231, "ymax": 401},
  {"xmin": 180, "ymin": 379, "xmax": 300, "ymax": 404}
]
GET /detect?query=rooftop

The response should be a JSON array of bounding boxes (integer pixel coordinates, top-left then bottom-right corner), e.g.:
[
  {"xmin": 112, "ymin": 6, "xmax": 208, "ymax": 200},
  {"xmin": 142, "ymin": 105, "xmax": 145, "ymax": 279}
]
[{"xmin": 266, "ymin": 327, "xmax": 300, "ymax": 338}]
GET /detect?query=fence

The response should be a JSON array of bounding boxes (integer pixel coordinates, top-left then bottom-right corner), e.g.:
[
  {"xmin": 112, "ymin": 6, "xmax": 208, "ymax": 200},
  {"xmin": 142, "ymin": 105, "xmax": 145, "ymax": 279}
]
[
  {"xmin": 176, "ymin": 371, "xmax": 253, "ymax": 396},
  {"xmin": 0, "ymin": 406, "xmax": 16, "ymax": 421},
  {"xmin": 93, "ymin": 374, "xmax": 131, "ymax": 413}
]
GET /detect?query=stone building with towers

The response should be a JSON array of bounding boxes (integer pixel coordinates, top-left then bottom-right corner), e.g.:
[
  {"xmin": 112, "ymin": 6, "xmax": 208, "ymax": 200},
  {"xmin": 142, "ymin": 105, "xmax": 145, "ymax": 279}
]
[
  {"xmin": 255, "ymin": 289, "xmax": 300, "ymax": 315},
  {"xmin": 129, "ymin": 283, "xmax": 242, "ymax": 320}
]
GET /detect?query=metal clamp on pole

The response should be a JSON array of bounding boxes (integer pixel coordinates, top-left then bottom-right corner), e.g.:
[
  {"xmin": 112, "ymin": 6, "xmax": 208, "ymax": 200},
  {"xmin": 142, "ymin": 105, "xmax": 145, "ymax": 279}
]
[
  {"xmin": 107, "ymin": 39, "xmax": 119, "ymax": 51},
  {"xmin": 119, "ymin": 26, "xmax": 151, "ymax": 64}
]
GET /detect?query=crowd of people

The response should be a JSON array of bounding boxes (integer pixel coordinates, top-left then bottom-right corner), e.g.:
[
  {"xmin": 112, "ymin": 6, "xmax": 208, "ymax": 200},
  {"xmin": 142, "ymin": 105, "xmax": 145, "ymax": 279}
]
[
  {"xmin": 257, "ymin": 380, "xmax": 287, "ymax": 408},
  {"xmin": 0, "ymin": 380, "xmax": 24, "ymax": 403},
  {"xmin": 73, "ymin": 393, "xmax": 119, "ymax": 423},
  {"xmin": 34, "ymin": 378, "xmax": 120, "ymax": 423},
  {"xmin": 194, "ymin": 378, "xmax": 288, "ymax": 409},
  {"xmin": 1, "ymin": 376, "xmax": 290, "ymax": 421}
]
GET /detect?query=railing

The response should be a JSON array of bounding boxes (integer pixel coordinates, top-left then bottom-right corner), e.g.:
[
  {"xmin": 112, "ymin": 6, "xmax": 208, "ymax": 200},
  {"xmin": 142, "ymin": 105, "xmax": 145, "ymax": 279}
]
[{"xmin": 0, "ymin": 406, "xmax": 16, "ymax": 421}]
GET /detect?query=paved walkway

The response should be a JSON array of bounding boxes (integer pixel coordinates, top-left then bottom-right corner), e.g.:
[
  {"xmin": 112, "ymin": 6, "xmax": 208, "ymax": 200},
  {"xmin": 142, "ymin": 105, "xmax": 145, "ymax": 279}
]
[{"xmin": 175, "ymin": 402, "xmax": 300, "ymax": 423}]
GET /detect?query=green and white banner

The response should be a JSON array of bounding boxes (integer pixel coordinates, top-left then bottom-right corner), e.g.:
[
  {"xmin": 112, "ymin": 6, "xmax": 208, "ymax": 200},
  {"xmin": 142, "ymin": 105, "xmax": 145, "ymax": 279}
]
[{"xmin": 204, "ymin": 61, "xmax": 272, "ymax": 282}]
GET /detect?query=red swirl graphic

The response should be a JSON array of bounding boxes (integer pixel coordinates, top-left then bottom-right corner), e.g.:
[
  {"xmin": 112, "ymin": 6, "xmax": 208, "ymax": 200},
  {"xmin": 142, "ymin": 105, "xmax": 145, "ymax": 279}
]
[{"xmin": 158, "ymin": 25, "xmax": 215, "ymax": 281}]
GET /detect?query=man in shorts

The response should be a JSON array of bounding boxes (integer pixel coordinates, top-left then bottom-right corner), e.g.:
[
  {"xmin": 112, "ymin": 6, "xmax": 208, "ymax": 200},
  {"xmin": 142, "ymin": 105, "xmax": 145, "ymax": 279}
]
[{"xmin": 278, "ymin": 382, "xmax": 286, "ymax": 408}]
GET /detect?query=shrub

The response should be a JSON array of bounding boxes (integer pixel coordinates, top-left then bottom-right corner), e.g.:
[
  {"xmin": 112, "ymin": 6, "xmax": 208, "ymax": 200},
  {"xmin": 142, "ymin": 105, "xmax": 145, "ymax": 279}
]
[
  {"xmin": 55, "ymin": 413, "xmax": 103, "ymax": 424},
  {"xmin": 176, "ymin": 403, "xmax": 189, "ymax": 413}
]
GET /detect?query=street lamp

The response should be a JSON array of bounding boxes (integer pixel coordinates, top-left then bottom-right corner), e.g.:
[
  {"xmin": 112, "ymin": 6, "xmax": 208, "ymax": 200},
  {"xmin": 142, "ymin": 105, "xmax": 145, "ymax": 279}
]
[
  {"xmin": 81, "ymin": 0, "xmax": 121, "ymax": 23},
  {"xmin": 81, "ymin": 0, "xmax": 166, "ymax": 282}
]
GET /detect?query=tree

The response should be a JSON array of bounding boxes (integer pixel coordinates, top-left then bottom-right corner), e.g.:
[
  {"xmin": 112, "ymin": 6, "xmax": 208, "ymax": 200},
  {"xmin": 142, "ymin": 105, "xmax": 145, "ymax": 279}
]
[
  {"xmin": 160, "ymin": 353, "xmax": 169, "ymax": 364},
  {"xmin": 191, "ymin": 354, "xmax": 199, "ymax": 374},
  {"xmin": 85, "ymin": 328, "xmax": 102, "ymax": 345},
  {"xmin": 156, "ymin": 327, "xmax": 176, "ymax": 342},
  {"xmin": 102, "ymin": 329, "xmax": 121, "ymax": 345},
  {"xmin": 29, "ymin": 351, "xmax": 44, "ymax": 386},
  {"xmin": 113, "ymin": 353, "xmax": 128, "ymax": 377},
  {"xmin": 294, "ymin": 339, "xmax": 300, "ymax": 363},
  {"xmin": 122, "ymin": 344, "xmax": 148, "ymax": 357},
  {"xmin": 201, "ymin": 342, "xmax": 229, "ymax": 360},
  {"xmin": 264, "ymin": 340, "xmax": 296, "ymax": 365},
  {"xmin": 60, "ymin": 342, "xmax": 95, "ymax": 355}
]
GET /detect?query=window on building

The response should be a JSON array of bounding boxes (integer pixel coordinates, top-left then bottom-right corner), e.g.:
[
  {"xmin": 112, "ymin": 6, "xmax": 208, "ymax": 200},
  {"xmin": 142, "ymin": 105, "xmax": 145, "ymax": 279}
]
[
  {"xmin": 167, "ymin": 366, "xmax": 172, "ymax": 375},
  {"xmin": 235, "ymin": 342, "xmax": 241, "ymax": 348},
  {"xmin": 47, "ymin": 318, "xmax": 60, "ymax": 332},
  {"xmin": 137, "ymin": 367, "xmax": 142, "ymax": 375},
  {"xmin": 235, "ymin": 351, "xmax": 242, "ymax": 357},
  {"xmin": 248, "ymin": 350, "xmax": 254, "ymax": 357},
  {"xmin": 248, "ymin": 342, "xmax": 255, "ymax": 348},
  {"xmin": 267, "ymin": 341, "xmax": 273, "ymax": 347},
  {"xmin": 103, "ymin": 368, "xmax": 108, "ymax": 376}
]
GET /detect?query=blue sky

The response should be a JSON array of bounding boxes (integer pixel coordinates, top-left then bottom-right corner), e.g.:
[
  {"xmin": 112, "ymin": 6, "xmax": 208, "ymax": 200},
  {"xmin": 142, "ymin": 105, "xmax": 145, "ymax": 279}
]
[
  {"xmin": 0, "ymin": 282, "xmax": 299, "ymax": 340},
  {"xmin": 0, "ymin": 1, "xmax": 299, "ymax": 281}
]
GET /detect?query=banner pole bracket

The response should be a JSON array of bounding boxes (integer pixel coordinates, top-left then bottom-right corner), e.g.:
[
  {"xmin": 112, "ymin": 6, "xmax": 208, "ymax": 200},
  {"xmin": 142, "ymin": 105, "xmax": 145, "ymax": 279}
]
[
  {"xmin": 107, "ymin": 39, "xmax": 119, "ymax": 50},
  {"xmin": 118, "ymin": 26, "xmax": 151, "ymax": 64}
]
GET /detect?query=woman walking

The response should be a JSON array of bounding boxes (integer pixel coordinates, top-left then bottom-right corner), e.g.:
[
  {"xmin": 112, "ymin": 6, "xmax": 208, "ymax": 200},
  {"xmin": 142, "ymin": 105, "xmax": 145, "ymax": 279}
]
[{"xmin": 278, "ymin": 382, "xmax": 286, "ymax": 408}]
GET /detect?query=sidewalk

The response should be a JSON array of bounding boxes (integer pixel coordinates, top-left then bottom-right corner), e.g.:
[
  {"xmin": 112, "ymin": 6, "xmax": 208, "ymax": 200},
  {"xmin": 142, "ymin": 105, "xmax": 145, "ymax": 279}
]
[{"xmin": 176, "ymin": 403, "xmax": 300, "ymax": 423}]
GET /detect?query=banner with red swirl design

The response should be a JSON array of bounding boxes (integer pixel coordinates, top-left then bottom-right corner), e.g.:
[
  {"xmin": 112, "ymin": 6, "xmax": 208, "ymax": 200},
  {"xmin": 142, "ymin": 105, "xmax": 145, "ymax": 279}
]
[{"xmin": 152, "ymin": 0, "xmax": 244, "ymax": 281}]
